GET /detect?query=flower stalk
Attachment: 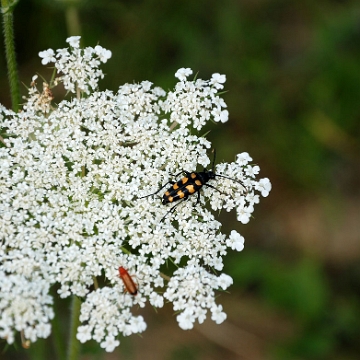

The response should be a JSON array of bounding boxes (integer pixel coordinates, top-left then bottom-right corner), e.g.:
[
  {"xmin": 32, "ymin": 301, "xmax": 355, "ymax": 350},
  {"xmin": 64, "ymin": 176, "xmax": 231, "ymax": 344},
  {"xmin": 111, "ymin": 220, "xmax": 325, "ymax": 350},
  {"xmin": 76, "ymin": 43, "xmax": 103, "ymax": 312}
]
[
  {"xmin": 67, "ymin": 296, "xmax": 81, "ymax": 360},
  {"xmin": 1, "ymin": 0, "xmax": 20, "ymax": 112}
]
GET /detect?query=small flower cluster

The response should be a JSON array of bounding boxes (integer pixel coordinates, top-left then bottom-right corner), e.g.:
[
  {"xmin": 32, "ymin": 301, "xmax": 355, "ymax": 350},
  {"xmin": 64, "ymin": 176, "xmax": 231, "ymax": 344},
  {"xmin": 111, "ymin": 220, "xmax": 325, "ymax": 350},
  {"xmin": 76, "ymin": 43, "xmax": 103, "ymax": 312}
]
[
  {"xmin": 162, "ymin": 68, "xmax": 229, "ymax": 129},
  {"xmin": 0, "ymin": 270, "xmax": 53, "ymax": 344},
  {"xmin": 39, "ymin": 36, "xmax": 111, "ymax": 94},
  {"xmin": 0, "ymin": 37, "xmax": 271, "ymax": 352},
  {"xmin": 164, "ymin": 259, "xmax": 234, "ymax": 330}
]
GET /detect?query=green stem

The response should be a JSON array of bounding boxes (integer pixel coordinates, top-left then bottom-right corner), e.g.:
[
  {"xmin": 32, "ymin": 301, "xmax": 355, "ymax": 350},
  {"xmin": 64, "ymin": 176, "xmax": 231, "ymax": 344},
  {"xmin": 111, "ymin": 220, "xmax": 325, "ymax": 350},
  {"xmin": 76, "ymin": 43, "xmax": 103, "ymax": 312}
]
[
  {"xmin": 52, "ymin": 310, "xmax": 66, "ymax": 360},
  {"xmin": 67, "ymin": 296, "xmax": 81, "ymax": 360},
  {"xmin": 1, "ymin": 0, "xmax": 20, "ymax": 112},
  {"xmin": 65, "ymin": 5, "xmax": 81, "ymax": 37}
]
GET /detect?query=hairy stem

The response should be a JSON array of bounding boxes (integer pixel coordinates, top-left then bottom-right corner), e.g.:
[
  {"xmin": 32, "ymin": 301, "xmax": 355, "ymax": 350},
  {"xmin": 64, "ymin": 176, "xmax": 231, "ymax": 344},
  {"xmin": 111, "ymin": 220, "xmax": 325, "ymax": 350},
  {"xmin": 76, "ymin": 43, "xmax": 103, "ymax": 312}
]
[{"xmin": 1, "ymin": 0, "xmax": 20, "ymax": 111}]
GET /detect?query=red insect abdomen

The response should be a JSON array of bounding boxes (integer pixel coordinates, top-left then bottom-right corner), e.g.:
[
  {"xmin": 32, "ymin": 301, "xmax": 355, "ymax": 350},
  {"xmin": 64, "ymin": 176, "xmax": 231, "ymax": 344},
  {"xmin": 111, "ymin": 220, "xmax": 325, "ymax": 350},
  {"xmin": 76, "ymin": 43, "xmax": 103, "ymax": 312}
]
[{"xmin": 118, "ymin": 266, "xmax": 138, "ymax": 295}]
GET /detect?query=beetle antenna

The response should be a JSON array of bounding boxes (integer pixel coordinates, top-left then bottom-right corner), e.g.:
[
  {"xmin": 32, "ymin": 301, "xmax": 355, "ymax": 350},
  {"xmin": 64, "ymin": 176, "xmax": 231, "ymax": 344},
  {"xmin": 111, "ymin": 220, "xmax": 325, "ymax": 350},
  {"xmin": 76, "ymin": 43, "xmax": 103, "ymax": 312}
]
[
  {"xmin": 212, "ymin": 149, "xmax": 216, "ymax": 172},
  {"xmin": 214, "ymin": 174, "xmax": 248, "ymax": 193}
]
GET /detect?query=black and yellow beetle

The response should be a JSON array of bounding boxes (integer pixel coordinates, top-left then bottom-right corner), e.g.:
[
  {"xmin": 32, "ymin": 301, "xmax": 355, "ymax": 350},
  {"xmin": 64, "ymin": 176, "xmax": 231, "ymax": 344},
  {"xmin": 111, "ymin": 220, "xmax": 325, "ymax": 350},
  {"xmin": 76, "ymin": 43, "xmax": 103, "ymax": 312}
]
[{"xmin": 141, "ymin": 150, "xmax": 247, "ymax": 221}]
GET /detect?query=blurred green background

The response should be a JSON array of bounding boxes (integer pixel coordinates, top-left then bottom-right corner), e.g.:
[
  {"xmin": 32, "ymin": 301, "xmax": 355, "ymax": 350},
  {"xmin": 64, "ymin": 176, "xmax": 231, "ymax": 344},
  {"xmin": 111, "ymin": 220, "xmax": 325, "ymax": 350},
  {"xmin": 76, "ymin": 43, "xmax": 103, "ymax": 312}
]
[{"xmin": 1, "ymin": 0, "xmax": 360, "ymax": 359}]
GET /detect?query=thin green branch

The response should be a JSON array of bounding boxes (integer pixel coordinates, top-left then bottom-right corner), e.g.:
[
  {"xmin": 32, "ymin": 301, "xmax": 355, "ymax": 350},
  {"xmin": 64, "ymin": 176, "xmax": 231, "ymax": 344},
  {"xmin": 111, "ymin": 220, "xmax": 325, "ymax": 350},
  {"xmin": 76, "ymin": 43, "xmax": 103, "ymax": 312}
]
[
  {"xmin": 67, "ymin": 296, "xmax": 81, "ymax": 360},
  {"xmin": 51, "ymin": 297, "xmax": 66, "ymax": 360},
  {"xmin": 1, "ymin": 0, "xmax": 20, "ymax": 112}
]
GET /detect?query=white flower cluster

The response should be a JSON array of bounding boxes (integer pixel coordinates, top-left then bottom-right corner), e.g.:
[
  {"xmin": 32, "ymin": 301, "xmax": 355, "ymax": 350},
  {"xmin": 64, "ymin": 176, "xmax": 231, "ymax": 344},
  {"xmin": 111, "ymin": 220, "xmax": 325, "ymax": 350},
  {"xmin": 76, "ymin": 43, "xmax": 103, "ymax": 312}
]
[
  {"xmin": 39, "ymin": 36, "xmax": 111, "ymax": 94},
  {"xmin": 0, "ymin": 37, "xmax": 271, "ymax": 352},
  {"xmin": 0, "ymin": 270, "xmax": 53, "ymax": 344},
  {"xmin": 164, "ymin": 259, "xmax": 233, "ymax": 330},
  {"xmin": 163, "ymin": 68, "xmax": 229, "ymax": 129}
]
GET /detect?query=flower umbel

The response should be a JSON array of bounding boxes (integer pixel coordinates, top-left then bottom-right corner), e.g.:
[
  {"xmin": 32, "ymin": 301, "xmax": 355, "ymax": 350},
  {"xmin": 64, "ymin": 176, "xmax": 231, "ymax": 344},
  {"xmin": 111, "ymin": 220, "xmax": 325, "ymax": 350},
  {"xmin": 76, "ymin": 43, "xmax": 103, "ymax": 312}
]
[{"xmin": 0, "ymin": 38, "xmax": 271, "ymax": 351}]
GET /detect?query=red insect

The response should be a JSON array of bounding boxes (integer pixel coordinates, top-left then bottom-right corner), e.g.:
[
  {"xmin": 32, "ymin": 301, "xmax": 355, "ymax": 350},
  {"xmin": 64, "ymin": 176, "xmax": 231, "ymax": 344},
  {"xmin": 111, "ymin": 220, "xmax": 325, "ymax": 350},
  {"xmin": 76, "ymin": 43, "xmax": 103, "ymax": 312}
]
[{"xmin": 118, "ymin": 266, "xmax": 138, "ymax": 295}]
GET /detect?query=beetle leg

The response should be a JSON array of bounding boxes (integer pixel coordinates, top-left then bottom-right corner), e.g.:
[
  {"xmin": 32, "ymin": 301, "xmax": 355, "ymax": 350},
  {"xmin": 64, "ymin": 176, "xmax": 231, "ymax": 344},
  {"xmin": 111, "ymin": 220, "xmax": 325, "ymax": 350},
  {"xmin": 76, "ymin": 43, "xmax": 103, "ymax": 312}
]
[
  {"xmin": 139, "ymin": 181, "xmax": 175, "ymax": 199},
  {"xmin": 160, "ymin": 199, "xmax": 186, "ymax": 222},
  {"xmin": 196, "ymin": 190, "xmax": 201, "ymax": 205},
  {"xmin": 169, "ymin": 170, "xmax": 191, "ymax": 178}
]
